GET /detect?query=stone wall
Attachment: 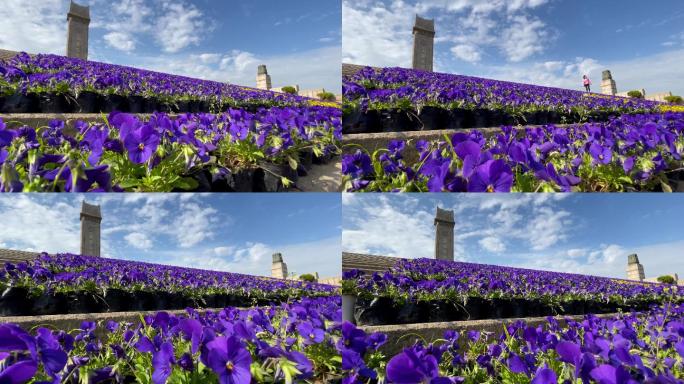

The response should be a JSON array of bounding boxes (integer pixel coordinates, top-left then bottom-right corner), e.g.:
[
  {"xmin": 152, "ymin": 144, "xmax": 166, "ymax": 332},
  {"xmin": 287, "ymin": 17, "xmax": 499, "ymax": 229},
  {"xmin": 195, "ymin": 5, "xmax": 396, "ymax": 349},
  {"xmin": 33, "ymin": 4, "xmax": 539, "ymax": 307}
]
[
  {"xmin": 1, "ymin": 307, "xmax": 229, "ymax": 340},
  {"xmin": 361, "ymin": 313, "xmax": 618, "ymax": 356},
  {"xmin": 0, "ymin": 49, "xmax": 20, "ymax": 61},
  {"xmin": 0, "ymin": 248, "xmax": 39, "ymax": 265},
  {"xmin": 342, "ymin": 252, "xmax": 400, "ymax": 274}
]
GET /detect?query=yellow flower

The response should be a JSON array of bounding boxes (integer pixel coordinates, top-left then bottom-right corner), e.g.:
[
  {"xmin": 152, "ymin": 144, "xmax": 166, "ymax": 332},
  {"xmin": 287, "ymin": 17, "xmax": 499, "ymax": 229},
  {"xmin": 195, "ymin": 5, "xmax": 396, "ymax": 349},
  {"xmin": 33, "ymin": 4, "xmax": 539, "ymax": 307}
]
[
  {"xmin": 308, "ymin": 100, "xmax": 340, "ymax": 108},
  {"xmin": 659, "ymin": 105, "xmax": 684, "ymax": 113}
]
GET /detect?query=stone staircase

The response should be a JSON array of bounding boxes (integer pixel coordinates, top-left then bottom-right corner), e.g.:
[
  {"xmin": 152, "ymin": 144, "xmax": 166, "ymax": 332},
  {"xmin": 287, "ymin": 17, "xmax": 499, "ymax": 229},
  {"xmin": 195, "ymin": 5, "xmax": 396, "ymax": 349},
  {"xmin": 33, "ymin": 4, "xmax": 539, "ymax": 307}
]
[
  {"xmin": 341, "ymin": 252, "xmax": 400, "ymax": 274},
  {"xmin": 0, "ymin": 249, "xmax": 39, "ymax": 265}
]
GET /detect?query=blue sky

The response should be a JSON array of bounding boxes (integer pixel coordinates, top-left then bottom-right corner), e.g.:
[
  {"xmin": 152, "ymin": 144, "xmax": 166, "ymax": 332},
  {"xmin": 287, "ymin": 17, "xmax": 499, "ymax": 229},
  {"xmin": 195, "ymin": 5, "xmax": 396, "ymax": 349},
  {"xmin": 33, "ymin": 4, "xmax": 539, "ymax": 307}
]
[
  {"xmin": 343, "ymin": 0, "xmax": 684, "ymax": 95},
  {"xmin": 0, "ymin": 0, "xmax": 341, "ymax": 91},
  {"xmin": 0, "ymin": 194, "xmax": 341, "ymax": 278},
  {"xmin": 342, "ymin": 193, "xmax": 684, "ymax": 279}
]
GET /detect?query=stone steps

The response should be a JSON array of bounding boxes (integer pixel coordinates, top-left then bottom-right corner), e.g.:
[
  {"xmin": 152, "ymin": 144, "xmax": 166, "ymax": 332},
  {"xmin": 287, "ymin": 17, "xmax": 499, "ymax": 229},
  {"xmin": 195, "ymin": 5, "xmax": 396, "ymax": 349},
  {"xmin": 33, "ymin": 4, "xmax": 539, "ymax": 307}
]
[
  {"xmin": 0, "ymin": 249, "xmax": 39, "ymax": 265},
  {"xmin": 342, "ymin": 125, "xmax": 571, "ymax": 164},
  {"xmin": 341, "ymin": 252, "xmax": 399, "ymax": 274},
  {"xmin": 1, "ymin": 307, "xmax": 229, "ymax": 338},
  {"xmin": 0, "ymin": 113, "xmax": 341, "ymax": 192},
  {"xmin": 359, "ymin": 312, "xmax": 617, "ymax": 355},
  {"xmin": 0, "ymin": 113, "xmax": 171, "ymax": 130}
]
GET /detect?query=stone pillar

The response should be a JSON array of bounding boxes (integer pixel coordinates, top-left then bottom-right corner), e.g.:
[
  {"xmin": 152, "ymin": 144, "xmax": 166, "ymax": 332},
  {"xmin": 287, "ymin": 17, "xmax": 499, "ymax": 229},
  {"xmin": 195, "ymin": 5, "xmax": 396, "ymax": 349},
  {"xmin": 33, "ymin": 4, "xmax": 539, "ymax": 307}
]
[
  {"xmin": 601, "ymin": 70, "xmax": 617, "ymax": 96},
  {"xmin": 66, "ymin": 1, "xmax": 90, "ymax": 60},
  {"xmin": 271, "ymin": 252, "xmax": 288, "ymax": 279},
  {"xmin": 412, "ymin": 15, "xmax": 435, "ymax": 72},
  {"xmin": 434, "ymin": 207, "xmax": 454, "ymax": 261},
  {"xmin": 256, "ymin": 65, "xmax": 272, "ymax": 90},
  {"xmin": 80, "ymin": 201, "xmax": 101, "ymax": 257},
  {"xmin": 626, "ymin": 253, "xmax": 645, "ymax": 281}
]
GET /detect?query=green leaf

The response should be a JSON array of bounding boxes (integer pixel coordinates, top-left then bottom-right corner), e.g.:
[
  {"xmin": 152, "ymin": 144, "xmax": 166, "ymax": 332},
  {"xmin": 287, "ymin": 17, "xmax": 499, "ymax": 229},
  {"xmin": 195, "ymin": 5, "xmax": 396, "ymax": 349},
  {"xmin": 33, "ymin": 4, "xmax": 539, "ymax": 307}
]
[
  {"xmin": 174, "ymin": 177, "xmax": 199, "ymax": 191},
  {"xmin": 661, "ymin": 181, "xmax": 673, "ymax": 193},
  {"xmin": 117, "ymin": 179, "xmax": 141, "ymax": 189},
  {"xmin": 287, "ymin": 156, "xmax": 298, "ymax": 170}
]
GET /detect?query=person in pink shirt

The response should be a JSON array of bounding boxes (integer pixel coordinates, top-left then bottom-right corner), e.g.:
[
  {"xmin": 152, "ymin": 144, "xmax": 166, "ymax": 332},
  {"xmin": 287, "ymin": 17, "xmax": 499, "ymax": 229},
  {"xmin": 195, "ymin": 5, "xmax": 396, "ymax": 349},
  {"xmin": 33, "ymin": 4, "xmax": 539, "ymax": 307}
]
[{"xmin": 583, "ymin": 75, "xmax": 591, "ymax": 92}]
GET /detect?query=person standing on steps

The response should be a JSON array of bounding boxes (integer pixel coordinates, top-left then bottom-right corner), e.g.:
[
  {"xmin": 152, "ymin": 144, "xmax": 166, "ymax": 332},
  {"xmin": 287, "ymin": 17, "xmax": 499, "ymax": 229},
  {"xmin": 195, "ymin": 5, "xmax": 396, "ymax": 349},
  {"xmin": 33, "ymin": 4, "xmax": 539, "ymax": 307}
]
[{"xmin": 583, "ymin": 75, "xmax": 592, "ymax": 92}]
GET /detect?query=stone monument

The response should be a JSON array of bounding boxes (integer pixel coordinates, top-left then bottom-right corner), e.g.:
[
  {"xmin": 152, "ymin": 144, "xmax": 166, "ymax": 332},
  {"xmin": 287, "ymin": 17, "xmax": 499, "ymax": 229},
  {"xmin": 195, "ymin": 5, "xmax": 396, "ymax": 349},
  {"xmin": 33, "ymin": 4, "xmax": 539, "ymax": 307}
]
[
  {"xmin": 271, "ymin": 252, "xmax": 288, "ymax": 279},
  {"xmin": 601, "ymin": 70, "xmax": 617, "ymax": 96},
  {"xmin": 434, "ymin": 207, "xmax": 455, "ymax": 261},
  {"xmin": 66, "ymin": 1, "xmax": 90, "ymax": 60},
  {"xmin": 412, "ymin": 15, "xmax": 435, "ymax": 72},
  {"xmin": 626, "ymin": 253, "xmax": 645, "ymax": 281},
  {"xmin": 80, "ymin": 201, "xmax": 101, "ymax": 257},
  {"xmin": 256, "ymin": 65, "xmax": 272, "ymax": 90}
]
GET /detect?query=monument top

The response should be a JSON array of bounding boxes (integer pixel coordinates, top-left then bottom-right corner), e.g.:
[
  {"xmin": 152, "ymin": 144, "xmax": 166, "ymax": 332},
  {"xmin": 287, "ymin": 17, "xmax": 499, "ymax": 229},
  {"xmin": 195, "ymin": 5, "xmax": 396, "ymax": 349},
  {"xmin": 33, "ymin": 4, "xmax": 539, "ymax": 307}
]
[
  {"xmin": 67, "ymin": 1, "xmax": 90, "ymax": 21},
  {"xmin": 434, "ymin": 207, "xmax": 454, "ymax": 224},
  {"xmin": 413, "ymin": 15, "xmax": 435, "ymax": 34},
  {"xmin": 258, "ymin": 65, "xmax": 268, "ymax": 75},
  {"xmin": 627, "ymin": 253, "xmax": 640, "ymax": 265},
  {"xmin": 602, "ymin": 70, "xmax": 613, "ymax": 81},
  {"xmin": 272, "ymin": 252, "xmax": 283, "ymax": 263},
  {"xmin": 80, "ymin": 201, "xmax": 101, "ymax": 220}
]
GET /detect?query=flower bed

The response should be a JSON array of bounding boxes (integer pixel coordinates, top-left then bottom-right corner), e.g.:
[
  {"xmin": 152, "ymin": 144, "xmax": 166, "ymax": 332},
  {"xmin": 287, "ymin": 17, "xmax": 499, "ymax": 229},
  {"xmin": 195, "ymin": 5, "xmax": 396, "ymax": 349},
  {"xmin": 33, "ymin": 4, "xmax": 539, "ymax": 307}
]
[
  {"xmin": 341, "ymin": 303, "xmax": 684, "ymax": 383},
  {"xmin": 0, "ymin": 253, "xmax": 337, "ymax": 316},
  {"xmin": 0, "ymin": 107, "xmax": 341, "ymax": 192},
  {"xmin": 343, "ymin": 258, "xmax": 681, "ymax": 326},
  {"xmin": 0, "ymin": 53, "xmax": 325, "ymax": 114},
  {"xmin": 342, "ymin": 66, "xmax": 662, "ymax": 133},
  {"xmin": 342, "ymin": 112, "xmax": 684, "ymax": 192},
  {"xmin": 0, "ymin": 296, "xmax": 343, "ymax": 383}
]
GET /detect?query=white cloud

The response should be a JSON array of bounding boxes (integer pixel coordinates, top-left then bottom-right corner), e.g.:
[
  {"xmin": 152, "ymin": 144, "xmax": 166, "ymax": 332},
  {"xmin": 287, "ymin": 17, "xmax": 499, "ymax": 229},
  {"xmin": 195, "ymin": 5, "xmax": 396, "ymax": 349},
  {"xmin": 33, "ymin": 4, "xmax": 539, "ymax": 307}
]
[
  {"xmin": 588, "ymin": 244, "xmax": 624, "ymax": 265},
  {"xmin": 103, "ymin": 32, "xmax": 136, "ymax": 52},
  {"xmin": 343, "ymin": 194, "xmax": 573, "ymax": 262},
  {"xmin": 500, "ymin": 15, "xmax": 548, "ymax": 62},
  {"xmin": 341, "ymin": 193, "xmax": 356, "ymax": 206},
  {"xmin": 133, "ymin": 45, "xmax": 341, "ymax": 92},
  {"xmin": 566, "ymin": 248, "xmax": 586, "ymax": 258},
  {"xmin": 197, "ymin": 53, "xmax": 221, "ymax": 64},
  {"xmin": 0, "ymin": 196, "xmax": 120, "ymax": 256},
  {"xmin": 342, "ymin": 0, "xmax": 415, "ymax": 67},
  {"xmin": 0, "ymin": 0, "xmax": 64, "ymax": 54},
  {"xmin": 479, "ymin": 236, "xmax": 505, "ymax": 253},
  {"xmin": 213, "ymin": 246, "xmax": 235, "ymax": 257},
  {"xmin": 0, "ymin": 0, "xmax": 340, "ymax": 91},
  {"xmin": 514, "ymin": 243, "xmax": 678, "ymax": 280},
  {"xmin": 451, "ymin": 44, "xmax": 481, "ymax": 63},
  {"xmin": 124, "ymin": 232, "xmax": 153, "ymax": 250},
  {"xmin": 155, "ymin": 236, "xmax": 341, "ymax": 278},
  {"xmin": 482, "ymin": 50, "xmax": 684, "ymax": 96},
  {"xmin": 525, "ymin": 206, "xmax": 571, "ymax": 251},
  {"xmin": 0, "ymin": 0, "xmax": 207, "ymax": 56},
  {"xmin": 342, "ymin": 195, "xmax": 433, "ymax": 258},
  {"xmin": 172, "ymin": 202, "xmax": 218, "ymax": 248},
  {"xmin": 342, "ymin": 0, "xmax": 683, "ymax": 95},
  {"xmin": 342, "ymin": 0, "xmax": 553, "ymax": 66},
  {"xmin": 343, "ymin": 194, "xmax": 684, "ymax": 281},
  {"xmin": 0, "ymin": 194, "xmax": 340, "ymax": 279},
  {"xmin": 0, "ymin": 196, "xmax": 80, "ymax": 253},
  {"xmin": 100, "ymin": 194, "xmax": 222, "ymax": 251},
  {"xmin": 154, "ymin": 1, "xmax": 207, "ymax": 53}
]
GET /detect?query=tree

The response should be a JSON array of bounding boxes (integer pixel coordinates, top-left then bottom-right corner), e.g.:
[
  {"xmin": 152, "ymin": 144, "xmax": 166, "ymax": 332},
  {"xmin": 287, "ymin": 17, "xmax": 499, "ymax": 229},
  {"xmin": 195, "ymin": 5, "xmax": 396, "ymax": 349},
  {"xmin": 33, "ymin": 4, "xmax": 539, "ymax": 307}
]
[
  {"xmin": 627, "ymin": 90, "xmax": 643, "ymax": 99},
  {"xmin": 317, "ymin": 91, "xmax": 336, "ymax": 101},
  {"xmin": 657, "ymin": 275, "xmax": 676, "ymax": 284},
  {"xmin": 299, "ymin": 273, "xmax": 316, "ymax": 282},
  {"xmin": 665, "ymin": 95, "xmax": 683, "ymax": 104},
  {"xmin": 281, "ymin": 86, "xmax": 297, "ymax": 95}
]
